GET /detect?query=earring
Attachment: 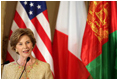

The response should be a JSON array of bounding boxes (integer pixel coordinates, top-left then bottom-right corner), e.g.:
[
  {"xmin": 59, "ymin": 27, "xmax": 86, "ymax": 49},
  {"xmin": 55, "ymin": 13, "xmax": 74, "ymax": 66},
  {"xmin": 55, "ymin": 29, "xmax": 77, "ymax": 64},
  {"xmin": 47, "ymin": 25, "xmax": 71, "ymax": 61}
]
[
  {"xmin": 16, "ymin": 49, "xmax": 18, "ymax": 53},
  {"xmin": 32, "ymin": 47, "xmax": 34, "ymax": 49}
]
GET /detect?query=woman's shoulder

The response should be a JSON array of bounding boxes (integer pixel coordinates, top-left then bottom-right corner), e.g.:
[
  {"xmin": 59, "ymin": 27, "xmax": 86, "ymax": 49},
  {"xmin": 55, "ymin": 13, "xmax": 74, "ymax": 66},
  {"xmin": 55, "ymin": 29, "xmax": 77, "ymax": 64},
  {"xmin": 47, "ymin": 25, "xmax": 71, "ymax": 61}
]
[
  {"xmin": 35, "ymin": 59, "xmax": 50, "ymax": 67},
  {"xmin": 4, "ymin": 61, "xmax": 18, "ymax": 68}
]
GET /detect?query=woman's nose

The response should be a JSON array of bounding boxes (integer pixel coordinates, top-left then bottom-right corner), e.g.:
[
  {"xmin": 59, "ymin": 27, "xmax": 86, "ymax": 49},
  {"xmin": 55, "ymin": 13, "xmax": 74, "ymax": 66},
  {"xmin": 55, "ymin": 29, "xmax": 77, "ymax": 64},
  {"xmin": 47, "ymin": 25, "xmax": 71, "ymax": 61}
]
[{"xmin": 23, "ymin": 44, "xmax": 28, "ymax": 48}]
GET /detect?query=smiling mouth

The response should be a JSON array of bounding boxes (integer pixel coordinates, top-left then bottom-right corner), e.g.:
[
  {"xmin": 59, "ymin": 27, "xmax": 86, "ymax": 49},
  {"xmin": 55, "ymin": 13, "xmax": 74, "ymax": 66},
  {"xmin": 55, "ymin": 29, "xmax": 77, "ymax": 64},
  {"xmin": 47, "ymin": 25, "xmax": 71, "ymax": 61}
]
[{"xmin": 23, "ymin": 50, "xmax": 29, "ymax": 53}]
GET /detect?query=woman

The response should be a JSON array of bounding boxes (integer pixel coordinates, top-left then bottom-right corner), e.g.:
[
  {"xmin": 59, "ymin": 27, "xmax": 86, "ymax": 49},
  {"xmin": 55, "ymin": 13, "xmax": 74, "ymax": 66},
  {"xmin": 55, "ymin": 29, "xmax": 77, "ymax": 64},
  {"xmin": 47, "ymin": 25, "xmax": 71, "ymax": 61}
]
[{"xmin": 2, "ymin": 28, "xmax": 53, "ymax": 79}]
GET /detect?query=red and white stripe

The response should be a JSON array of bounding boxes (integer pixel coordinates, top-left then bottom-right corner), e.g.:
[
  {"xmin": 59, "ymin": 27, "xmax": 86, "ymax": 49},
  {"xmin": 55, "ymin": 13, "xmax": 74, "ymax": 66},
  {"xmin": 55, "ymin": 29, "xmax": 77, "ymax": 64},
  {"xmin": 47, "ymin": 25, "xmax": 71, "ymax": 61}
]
[
  {"xmin": 6, "ymin": 1, "xmax": 54, "ymax": 74},
  {"xmin": 52, "ymin": 1, "xmax": 90, "ymax": 78}
]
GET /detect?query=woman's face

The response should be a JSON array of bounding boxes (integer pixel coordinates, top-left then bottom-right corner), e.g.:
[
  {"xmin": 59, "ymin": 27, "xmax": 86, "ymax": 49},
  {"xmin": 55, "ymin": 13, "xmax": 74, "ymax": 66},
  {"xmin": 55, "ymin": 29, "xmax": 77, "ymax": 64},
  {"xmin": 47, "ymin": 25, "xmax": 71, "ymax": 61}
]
[{"xmin": 16, "ymin": 35, "xmax": 33, "ymax": 58}]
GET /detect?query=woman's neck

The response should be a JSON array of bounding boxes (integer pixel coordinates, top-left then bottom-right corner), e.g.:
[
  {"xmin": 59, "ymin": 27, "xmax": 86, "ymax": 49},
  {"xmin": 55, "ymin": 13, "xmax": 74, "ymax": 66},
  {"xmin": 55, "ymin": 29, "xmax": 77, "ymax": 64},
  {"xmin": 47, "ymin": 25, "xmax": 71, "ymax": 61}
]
[{"xmin": 17, "ymin": 56, "xmax": 35, "ymax": 66}]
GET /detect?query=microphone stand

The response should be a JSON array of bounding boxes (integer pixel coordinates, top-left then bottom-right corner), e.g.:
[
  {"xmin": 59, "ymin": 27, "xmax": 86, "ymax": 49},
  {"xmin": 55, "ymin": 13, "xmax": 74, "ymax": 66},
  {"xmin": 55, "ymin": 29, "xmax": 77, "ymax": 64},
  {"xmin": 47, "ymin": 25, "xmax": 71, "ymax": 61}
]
[{"xmin": 19, "ymin": 57, "xmax": 30, "ymax": 79}]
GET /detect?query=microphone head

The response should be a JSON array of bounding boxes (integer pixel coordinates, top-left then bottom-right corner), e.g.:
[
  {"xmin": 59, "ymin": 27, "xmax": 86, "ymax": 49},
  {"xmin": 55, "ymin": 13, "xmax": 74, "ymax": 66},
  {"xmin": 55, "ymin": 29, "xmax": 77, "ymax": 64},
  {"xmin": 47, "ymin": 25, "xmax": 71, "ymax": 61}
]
[
  {"xmin": 3, "ymin": 61, "xmax": 10, "ymax": 65},
  {"xmin": 5, "ymin": 61, "xmax": 10, "ymax": 64},
  {"xmin": 27, "ymin": 57, "xmax": 30, "ymax": 62}
]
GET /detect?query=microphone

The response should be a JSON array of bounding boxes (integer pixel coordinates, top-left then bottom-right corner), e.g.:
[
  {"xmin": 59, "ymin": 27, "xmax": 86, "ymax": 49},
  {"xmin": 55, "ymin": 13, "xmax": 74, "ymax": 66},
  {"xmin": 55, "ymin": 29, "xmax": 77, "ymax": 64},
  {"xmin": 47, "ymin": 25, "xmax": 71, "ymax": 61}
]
[
  {"xmin": 1, "ymin": 61, "xmax": 10, "ymax": 65},
  {"xmin": 19, "ymin": 57, "xmax": 30, "ymax": 79},
  {"xmin": 27, "ymin": 57, "xmax": 30, "ymax": 62}
]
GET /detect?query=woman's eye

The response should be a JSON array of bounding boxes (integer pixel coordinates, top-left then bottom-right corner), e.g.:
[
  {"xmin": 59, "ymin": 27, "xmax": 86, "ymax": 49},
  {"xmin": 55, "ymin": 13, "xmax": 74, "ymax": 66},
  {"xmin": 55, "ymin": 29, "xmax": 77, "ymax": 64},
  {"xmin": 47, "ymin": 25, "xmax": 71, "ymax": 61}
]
[
  {"xmin": 26, "ymin": 42, "xmax": 30, "ymax": 44},
  {"xmin": 19, "ymin": 43, "xmax": 22, "ymax": 45}
]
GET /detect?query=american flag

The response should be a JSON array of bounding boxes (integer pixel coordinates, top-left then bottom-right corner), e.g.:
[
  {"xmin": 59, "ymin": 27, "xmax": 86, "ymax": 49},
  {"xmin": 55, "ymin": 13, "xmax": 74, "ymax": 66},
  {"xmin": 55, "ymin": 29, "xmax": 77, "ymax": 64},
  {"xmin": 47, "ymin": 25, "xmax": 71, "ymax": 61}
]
[{"xmin": 6, "ymin": 1, "xmax": 54, "ymax": 75}]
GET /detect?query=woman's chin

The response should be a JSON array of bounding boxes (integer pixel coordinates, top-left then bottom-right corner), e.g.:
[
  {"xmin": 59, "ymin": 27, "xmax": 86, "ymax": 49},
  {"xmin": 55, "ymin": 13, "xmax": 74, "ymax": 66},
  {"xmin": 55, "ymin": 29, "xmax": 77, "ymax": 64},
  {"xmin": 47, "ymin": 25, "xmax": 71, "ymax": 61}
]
[{"xmin": 22, "ymin": 54, "xmax": 31, "ymax": 58}]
